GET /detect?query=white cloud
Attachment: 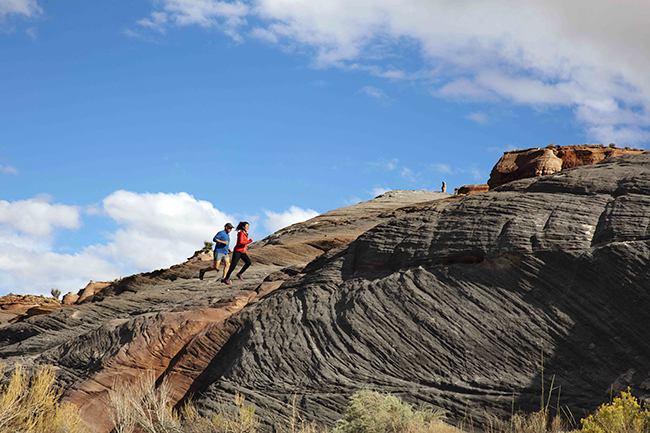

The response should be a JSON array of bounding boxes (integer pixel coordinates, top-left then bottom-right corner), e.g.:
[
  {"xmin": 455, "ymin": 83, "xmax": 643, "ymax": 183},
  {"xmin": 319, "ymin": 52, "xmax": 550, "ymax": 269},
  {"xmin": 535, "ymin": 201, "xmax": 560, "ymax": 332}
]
[
  {"xmin": 401, "ymin": 166, "xmax": 417, "ymax": 182},
  {"xmin": 263, "ymin": 205, "xmax": 318, "ymax": 233},
  {"xmin": 0, "ymin": 164, "xmax": 18, "ymax": 175},
  {"xmin": 359, "ymin": 85, "xmax": 392, "ymax": 105},
  {"xmin": 431, "ymin": 163, "xmax": 453, "ymax": 174},
  {"xmin": 344, "ymin": 197, "xmax": 362, "ymax": 206},
  {"xmin": 0, "ymin": 0, "xmax": 41, "ymax": 17},
  {"xmin": 367, "ymin": 158, "xmax": 398, "ymax": 171},
  {"xmin": 98, "ymin": 190, "xmax": 234, "ymax": 270},
  {"xmin": 136, "ymin": 0, "xmax": 650, "ymax": 145},
  {"xmin": 250, "ymin": 26, "xmax": 278, "ymax": 43},
  {"xmin": 137, "ymin": 12, "xmax": 168, "ymax": 33},
  {"xmin": 370, "ymin": 186, "xmax": 391, "ymax": 197},
  {"xmin": 25, "ymin": 26, "xmax": 37, "ymax": 40},
  {"xmin": 0, "ymin": 191, "xmax": 235, "ymax": 296},
  {"xmin": 0, "ymin": 195, "xmax": 80, "ymax": 237},
  {"xmin": 465, "ymin": 111, "xmax": 489, "ymax": 125},
  {"xmin": 136, "ymin": 0, "xmax": 250, "ymax": 40}
]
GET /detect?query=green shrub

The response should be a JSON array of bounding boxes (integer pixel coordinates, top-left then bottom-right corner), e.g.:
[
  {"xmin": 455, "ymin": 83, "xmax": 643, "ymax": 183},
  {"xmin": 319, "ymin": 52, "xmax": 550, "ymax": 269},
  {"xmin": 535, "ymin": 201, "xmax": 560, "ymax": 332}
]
[
  {"xmin": 581, "ymin": 390, "xmax": 650, "ymax": 433},
  {"xmin": 50, "ymin": 289, "xmax": 61, "ymax": 300},
  {"xmin": 204, "ymin": 241, "xmax": 214, "ymax": 251},
  {"xmin": 332, "ymin": 390, "xmax": 448, "ymax": 433}
]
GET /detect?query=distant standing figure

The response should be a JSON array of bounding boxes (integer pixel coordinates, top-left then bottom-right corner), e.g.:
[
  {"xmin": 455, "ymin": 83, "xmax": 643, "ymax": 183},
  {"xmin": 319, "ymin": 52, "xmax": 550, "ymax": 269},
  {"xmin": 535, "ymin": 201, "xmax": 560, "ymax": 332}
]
[
  {"xmin": 225, "ymin": 221, "xmax": 253, "ymax": 282},
  {"xmin": 442, "ymin": 181, "xmax": 447, "ymax": 193},
  {"xmin": 199, "ymin": 222, "xmax": 234, "ymax": 284}
]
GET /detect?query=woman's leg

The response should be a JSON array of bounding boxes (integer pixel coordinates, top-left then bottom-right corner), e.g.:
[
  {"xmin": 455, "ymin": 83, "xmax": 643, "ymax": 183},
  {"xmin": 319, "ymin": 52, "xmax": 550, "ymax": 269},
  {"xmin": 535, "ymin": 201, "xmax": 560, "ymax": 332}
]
[
  {"xmin": 225, "ymin": 251, "xmax": 241, "ymax": 280},
  {"xmin": 237, "ymin": 253, "xmax": 252, "ymax": 276}
]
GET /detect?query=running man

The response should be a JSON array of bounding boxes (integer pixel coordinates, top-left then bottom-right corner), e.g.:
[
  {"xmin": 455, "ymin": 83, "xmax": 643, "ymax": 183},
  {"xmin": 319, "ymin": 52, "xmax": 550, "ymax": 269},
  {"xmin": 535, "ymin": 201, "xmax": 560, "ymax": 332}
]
[{"xmin": 199, "ymin": 222, "xmax": 234, "ymax": 283}]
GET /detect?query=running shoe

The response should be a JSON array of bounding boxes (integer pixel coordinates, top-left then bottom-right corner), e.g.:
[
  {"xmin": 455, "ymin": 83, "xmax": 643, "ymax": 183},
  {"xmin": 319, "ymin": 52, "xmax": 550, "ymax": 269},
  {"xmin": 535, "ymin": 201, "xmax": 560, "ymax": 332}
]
[
  {"xmin": 236, "ymin": 273, "xmax": 244, "ymax": 281},
  {"xmin": 223, "ymin": 279, "xmax": 231, "ymax": 285},
  {"xmin": 199, "ymin": 269, "xmax": 205, "ymax": 280}
]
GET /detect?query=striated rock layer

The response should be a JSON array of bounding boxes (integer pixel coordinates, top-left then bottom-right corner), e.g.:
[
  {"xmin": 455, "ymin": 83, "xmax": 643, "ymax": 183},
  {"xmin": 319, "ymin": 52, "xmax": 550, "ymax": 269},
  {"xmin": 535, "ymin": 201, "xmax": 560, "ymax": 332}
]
[
  {"xmin": 1, "ymin": 154, "xmax": 650, "ymax": 431},
  {"xmin": 187, "ymin": 153, "xmax": 650, "ymax": 428},
  {"xmin": 0, "ymin": 190, "xmax": 450, "ymax": 432}
]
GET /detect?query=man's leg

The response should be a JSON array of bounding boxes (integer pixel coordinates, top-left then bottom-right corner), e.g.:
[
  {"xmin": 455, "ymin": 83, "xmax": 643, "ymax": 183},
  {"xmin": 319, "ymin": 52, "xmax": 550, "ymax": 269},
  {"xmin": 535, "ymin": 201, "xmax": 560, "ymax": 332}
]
[
  {"xmin": 221, "ymin": 258, "xmax": 231, "ymax": 281},
  {"xmin": 199, "ymin": 261, "xmax": 217, "ymax": 280}
]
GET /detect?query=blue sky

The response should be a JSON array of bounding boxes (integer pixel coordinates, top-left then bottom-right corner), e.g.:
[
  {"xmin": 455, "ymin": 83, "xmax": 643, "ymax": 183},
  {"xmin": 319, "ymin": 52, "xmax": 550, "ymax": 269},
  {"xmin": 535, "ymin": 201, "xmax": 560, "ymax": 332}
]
[{"xmin": 1, "ymin": 0, "xmax": 649, "ymax": 296}]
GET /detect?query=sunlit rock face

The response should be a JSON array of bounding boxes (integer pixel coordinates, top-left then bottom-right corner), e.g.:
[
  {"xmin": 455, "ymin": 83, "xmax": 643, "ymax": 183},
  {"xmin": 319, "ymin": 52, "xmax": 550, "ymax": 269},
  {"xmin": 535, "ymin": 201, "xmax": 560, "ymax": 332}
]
[
  {"xmin": 488, "ymin": 144, "xmax": 646, "ymax": 189},
  {"xmin": 1, "ymin": 154, "xmax": 650, "ymax": 432}
]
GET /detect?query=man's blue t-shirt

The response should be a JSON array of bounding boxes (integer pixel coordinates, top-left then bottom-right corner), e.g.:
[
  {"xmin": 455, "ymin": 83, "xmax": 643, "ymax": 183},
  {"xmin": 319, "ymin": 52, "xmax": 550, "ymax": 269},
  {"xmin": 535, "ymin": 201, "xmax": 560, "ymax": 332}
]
[{"xmin": 213, "ymin": 230, "xmax": 230, "ymax": 254}]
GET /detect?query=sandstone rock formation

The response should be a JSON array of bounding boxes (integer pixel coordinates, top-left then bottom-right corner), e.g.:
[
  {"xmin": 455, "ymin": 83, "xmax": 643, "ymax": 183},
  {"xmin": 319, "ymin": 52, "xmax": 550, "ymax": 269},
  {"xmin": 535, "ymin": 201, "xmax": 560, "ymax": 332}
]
[
  {"xmin": 0, "ymin": 295, "xmax": 61, "ymax": 324},
  {"xmin": 77, "ymin": 280, "xmax": 112, "ymax": 303},
  {"xmin": 1, "ymin": 154, "xmax": 649, "ymax": 432},
  {"xmin": 61, "ymin": 292, "xmax": 79, "ymax": 305},
  {"xmin": 488, "ymin": 144, "xmax": 646, "ymax": 189},
  {"xmin": 454, "ymin": 184, "xmax": 489, "ymax": 195}
]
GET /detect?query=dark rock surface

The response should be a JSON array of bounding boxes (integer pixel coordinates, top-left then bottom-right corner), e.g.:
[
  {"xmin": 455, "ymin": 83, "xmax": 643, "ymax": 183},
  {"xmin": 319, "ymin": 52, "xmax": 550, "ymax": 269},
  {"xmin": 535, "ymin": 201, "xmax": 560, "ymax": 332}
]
[
  {"xmin": 1, "ymin": 154, "xmax": 650, "ymax": 431},
  {"xmin": 187, "ymin": 153, "xmax": 650, "ymax": 428}
]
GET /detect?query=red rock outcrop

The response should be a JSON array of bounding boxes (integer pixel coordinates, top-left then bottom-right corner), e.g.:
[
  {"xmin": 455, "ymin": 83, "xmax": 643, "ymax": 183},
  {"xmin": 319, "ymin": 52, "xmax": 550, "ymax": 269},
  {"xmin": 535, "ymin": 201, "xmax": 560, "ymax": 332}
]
[
  {"xmin": 454, "ymin": 184, "xmax": 489, "ymax": 195},
  {"xmin": 488, "ymin": 144, "xmax": 647, "ymax": 189},
  {"xmin": 0, "ymin": 294, "xmax": 61, "ymax": 324}
]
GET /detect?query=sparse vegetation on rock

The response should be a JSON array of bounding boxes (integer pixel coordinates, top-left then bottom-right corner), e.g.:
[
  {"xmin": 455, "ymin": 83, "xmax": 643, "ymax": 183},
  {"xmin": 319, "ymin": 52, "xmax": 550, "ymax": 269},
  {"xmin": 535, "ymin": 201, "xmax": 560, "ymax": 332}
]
[{"xmin": 0, "ymin": 364, "xmax": 84, "ymax": 433}]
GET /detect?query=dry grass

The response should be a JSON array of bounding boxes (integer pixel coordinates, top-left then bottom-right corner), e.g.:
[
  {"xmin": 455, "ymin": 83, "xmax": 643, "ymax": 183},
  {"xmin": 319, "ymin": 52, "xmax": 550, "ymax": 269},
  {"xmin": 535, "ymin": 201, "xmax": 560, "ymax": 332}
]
[
  {"xmin": 107, "ymin": 371, "xmax": 259, "ymax": 433},
  {"xmin": 0, "ymin": 364, "xmax": 85, "ymax": 433}
]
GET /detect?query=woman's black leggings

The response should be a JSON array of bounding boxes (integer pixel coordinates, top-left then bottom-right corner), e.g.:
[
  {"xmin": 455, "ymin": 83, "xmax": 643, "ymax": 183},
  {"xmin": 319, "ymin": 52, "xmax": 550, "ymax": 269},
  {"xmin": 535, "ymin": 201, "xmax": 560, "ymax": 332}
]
[{"xmin": 226, "ymin": 251, "xmax": 251, "ymax": 280}]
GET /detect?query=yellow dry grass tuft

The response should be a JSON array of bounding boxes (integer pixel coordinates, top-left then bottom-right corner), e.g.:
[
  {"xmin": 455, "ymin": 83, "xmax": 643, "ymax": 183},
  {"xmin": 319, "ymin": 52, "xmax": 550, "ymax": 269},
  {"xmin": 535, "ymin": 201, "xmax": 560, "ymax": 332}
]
[{"xmin": 0, "ymin": 363, "xmax": 85, "ymax": 433}]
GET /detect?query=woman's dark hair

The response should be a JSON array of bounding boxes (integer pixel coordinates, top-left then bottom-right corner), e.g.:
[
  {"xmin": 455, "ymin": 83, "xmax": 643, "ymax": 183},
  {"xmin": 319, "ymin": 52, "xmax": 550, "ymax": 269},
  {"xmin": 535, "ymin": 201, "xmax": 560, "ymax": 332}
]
[{"xmin": 236, "ymin": 221, "xmax": 249, "ymax": 231}]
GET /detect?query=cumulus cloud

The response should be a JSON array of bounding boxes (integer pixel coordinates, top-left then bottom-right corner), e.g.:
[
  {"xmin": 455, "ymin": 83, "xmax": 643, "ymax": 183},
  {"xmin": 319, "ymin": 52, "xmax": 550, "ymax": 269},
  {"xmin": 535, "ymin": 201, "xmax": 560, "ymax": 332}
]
[
  {"xmin": 0, "ymin": 191, "xmax": 235, "ymax": 296},
  {"xmin": 97, "ymin": 190, "xmax": 234, "ymax": 270},
  {"xmin": 263, "ymin": 205, "xmax": 318, "ymax": 234},
  {"xmin": 0, "ymin": 195, "xmax": 80, "ymax": 237},
  {"xmin": 135, "ymin": 0, "xmax": 650, "ymax": 145},
  {"xmin": 0, "ymin": 0, "xmax": 41, "ymax": 17}
]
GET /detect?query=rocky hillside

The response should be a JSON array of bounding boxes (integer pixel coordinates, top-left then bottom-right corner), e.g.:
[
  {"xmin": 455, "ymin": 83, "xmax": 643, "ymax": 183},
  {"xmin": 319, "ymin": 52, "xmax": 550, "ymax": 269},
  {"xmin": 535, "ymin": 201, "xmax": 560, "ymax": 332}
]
[
  {"xmin": 1, "ymin": 153, "xmax": 650, "ymax": 432},
  {"xmin": 0, "ymin": 190, "xmax": 449, "ymax": 432}
]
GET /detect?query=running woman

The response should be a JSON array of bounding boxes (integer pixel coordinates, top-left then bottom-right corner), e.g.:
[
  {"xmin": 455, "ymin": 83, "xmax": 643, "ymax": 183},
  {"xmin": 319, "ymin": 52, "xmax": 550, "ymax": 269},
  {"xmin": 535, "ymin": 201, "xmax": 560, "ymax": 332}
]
[{"xmin": 225, "ymin": 221, "xmax": 253, "ymax": 282}]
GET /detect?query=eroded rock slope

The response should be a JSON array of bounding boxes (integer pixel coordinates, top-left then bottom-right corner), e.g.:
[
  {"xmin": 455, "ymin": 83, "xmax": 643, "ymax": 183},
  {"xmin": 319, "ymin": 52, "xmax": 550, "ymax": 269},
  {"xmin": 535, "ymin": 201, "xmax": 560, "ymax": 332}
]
[
  {"xmin": 0, "ymin": 190, "xmax": 449, "ymax": 432},
  {"xmin": 183, "ymin": 153, "xmax": 650, "ymax": 429}
]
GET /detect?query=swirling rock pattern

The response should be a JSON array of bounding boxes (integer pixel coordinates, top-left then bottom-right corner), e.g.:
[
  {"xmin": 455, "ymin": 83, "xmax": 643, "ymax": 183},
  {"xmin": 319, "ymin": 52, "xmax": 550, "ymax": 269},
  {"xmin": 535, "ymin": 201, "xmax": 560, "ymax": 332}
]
[{"xmin": 191, "ymin": 154, "xmax": 650, "ymax": 429}]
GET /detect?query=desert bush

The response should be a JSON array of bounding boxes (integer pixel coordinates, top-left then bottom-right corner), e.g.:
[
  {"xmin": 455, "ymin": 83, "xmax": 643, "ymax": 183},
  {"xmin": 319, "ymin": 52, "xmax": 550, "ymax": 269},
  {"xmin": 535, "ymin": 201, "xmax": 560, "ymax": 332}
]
[
  {"xmin": 108, "ymin": 371, "xmax": 259, "ymax": 433},
  {"xmin": 50, "ymin": 289, "xmax": 61, "ymax": 300},
  {"xmin": 332, "ymin": 390, "xmax": 451, "ymax": 433},
  {"xmin": 0, "ymin": 364, "xmax": 84, "ymax": 433},
  {"xmin": 580, "ymin": 390, "xmax": 650, "ymax": 433},
  {"xmin": 204, "ymin": 241, "xmax": 214, "ymax": 251}
]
